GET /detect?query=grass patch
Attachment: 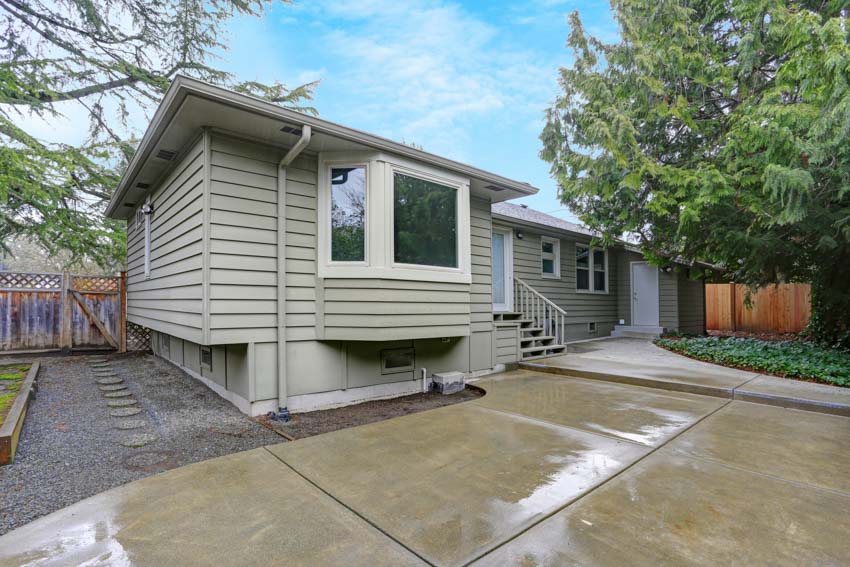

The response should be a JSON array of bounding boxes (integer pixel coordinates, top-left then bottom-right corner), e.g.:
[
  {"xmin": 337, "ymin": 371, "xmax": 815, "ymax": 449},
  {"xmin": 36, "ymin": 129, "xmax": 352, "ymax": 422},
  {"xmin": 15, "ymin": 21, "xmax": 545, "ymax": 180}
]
[
  {"xmin": 656, "ymin": 336, "xmax": 850, "ymax": 387},
  {"xmin": 0, "ymin": 363, "xmax": 30, "ymax": 427}
]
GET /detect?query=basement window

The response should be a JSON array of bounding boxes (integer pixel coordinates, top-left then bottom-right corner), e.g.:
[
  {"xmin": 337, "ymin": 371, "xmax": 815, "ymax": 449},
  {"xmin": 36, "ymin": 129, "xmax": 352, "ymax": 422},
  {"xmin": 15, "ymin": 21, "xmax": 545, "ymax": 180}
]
[
  {"xmin": 200, "ymin": 346, "xmax": 212, "ymax": 371},
  {"xmin": 381, "ymin": 347, "xmax": 415, "ymax": 375}
]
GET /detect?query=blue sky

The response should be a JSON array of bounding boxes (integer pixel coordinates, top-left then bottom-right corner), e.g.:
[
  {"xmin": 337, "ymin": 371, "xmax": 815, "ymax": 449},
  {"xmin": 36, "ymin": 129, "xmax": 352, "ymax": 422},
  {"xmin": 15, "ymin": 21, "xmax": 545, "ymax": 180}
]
[
  {"xmin": 19, "ymin": 0, "xmax": 619, "ymax": 223},
  {"xmin": 221, "ymin": 0, "xmax": 619, "ymax": 222}
]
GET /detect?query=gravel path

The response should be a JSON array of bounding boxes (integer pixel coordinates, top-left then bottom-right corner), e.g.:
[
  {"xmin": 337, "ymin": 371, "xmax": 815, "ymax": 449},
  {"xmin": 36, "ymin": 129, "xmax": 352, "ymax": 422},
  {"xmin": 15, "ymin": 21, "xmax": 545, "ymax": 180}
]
[{"xmin": 0, "ymin": 352, "xmax": 280, "ymax": 535}]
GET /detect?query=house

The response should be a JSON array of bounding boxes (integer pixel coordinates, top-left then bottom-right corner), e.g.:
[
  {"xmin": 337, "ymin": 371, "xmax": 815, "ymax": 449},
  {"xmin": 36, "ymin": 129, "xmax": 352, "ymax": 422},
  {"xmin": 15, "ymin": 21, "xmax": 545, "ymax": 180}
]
[{"xmin": 106, "ymin": 76, "xmax": 705, "ymax": 417}]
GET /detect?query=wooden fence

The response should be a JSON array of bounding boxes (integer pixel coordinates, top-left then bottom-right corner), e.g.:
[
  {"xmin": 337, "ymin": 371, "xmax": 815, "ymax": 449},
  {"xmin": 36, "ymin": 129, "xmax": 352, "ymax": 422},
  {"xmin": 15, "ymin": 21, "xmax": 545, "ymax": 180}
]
[
  {"xmin": 705, "ymin": 283, "xmax": 811, "ymax": 333},
  {"xmin": 0, "ymin": 271, "xmax": 150, "ymax": 353}
]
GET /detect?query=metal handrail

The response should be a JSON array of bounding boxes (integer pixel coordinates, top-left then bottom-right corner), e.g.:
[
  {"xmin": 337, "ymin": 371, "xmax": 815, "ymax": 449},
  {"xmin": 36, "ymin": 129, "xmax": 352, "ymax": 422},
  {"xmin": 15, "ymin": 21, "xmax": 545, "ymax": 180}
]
[{"xmin": 513, "ymin": 276, "xmax": 568, "ymax": 344}]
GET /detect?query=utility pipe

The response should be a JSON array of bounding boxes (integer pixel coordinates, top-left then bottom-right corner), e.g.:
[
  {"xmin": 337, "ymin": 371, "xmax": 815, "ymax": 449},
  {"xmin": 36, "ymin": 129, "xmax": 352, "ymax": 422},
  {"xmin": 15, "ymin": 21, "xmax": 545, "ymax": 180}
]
[{"xmin": 276, "ymin": 125, "xmax": 312, "ymax": 418}]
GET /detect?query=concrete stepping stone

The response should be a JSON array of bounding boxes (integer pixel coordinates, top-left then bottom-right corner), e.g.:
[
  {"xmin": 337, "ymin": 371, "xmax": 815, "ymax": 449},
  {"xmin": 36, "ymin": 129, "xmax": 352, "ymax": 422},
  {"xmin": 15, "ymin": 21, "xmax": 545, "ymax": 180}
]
[
  {"xmin": 96, "ymin": 377, "xmax": 124, "ymax": 385},
  {"xmin": 92, "ymin": 371, "xmax": 118, "ymax": 377},
  {"xmin": 91, "ymin": 361, "xmax": 111, "ymax": 366},
  {"xmin": 107, "ymin": 399, "xmax": 138, "ymax": 407},
  {"xmin": 115, "ymin": 419, "xmax": 147, "ymax": 430},
  {"xmin": 120, "ymin": 433, "xmax": 157, "ymax": 448},
  {"xmin": 99, "ymin": 384, "xmax": 128, "ymax": 392},
  {"xmin": 110, "ymin": 407, "xmax": 142, "ymax": 417},
  {"xmin": 125, "ymin": 452, "xmax": 169, "ymax": 467},
  {"xmin": 103, "ymin": 390, "xmax": 133, "ymax": 398}
]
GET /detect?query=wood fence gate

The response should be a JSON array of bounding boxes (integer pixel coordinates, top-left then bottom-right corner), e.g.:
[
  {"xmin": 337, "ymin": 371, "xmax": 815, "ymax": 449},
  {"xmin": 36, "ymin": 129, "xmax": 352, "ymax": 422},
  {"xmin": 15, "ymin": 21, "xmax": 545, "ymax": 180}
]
[{"xmin": 0, "ymin": 271, "xmax": 150, "ymax": 353}]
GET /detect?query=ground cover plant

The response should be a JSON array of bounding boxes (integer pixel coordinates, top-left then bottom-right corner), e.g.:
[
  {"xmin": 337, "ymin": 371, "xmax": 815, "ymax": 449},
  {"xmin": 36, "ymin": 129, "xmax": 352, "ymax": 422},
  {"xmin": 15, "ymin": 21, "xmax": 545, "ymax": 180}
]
[
  {"xmin": 656, "ymin": 336, "xmax": 849, "ymax": 387},
  {"xmin": 0, "ymin": 364, "xmax": 31, "ymax": 427}
]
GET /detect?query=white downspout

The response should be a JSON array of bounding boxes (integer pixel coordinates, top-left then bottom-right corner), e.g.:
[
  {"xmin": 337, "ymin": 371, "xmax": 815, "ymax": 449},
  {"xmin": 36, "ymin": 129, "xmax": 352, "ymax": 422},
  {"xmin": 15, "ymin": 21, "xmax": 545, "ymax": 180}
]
[{"xmin": 276, "ymin": 125, "xmax": 312, "ymax": 418}]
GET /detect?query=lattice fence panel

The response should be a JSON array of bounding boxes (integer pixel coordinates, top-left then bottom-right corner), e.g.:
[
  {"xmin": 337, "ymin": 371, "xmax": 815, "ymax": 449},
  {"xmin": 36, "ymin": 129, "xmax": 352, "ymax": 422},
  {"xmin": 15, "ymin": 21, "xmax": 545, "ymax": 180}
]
[
  {"xmin": 126, "ymin": 322, "xmax": 151, "ymax": 351},
  {"xmin": 72, "ymin": 275, "xmax": 119, "ymax": 292},
  {"xmin": 0, "ymin": 272, "xmax": 62, "ymax": 290}
]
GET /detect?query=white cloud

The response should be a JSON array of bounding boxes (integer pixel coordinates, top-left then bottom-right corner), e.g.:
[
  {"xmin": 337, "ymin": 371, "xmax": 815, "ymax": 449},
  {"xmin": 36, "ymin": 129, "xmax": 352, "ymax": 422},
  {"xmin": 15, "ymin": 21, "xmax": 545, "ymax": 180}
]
[{"xmin": 312, "ymin": 0, "xmax": 554, "ymax": 158}]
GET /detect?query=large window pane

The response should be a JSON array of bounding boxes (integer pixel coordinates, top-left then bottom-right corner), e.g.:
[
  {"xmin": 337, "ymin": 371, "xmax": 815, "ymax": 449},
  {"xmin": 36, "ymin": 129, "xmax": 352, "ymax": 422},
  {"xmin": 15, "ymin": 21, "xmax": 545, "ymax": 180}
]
[
  {"xmin": 593, "ymin": 250, "xmax": 605, "ymax": 271},
  {"xmin": 330, "ymin": 167, "xmax": 366, "ymax": 262},
  {"xmin": 577, "ymin": 269, "xmax": 589, "ymax": 290},
  {"xmin": 492, "ymin": 232, "xmax": 505, "ymax": 305},
  {"xmin": 542, "ymin": 258, "xmax": 555, "ymax": 275},
  {"xmin": 393, "ymin": 173, "xmax": 457, "ymax": 267},
  {"xmin": 576, "ymin": 246, "xmax": 589, "ymax": 268}
]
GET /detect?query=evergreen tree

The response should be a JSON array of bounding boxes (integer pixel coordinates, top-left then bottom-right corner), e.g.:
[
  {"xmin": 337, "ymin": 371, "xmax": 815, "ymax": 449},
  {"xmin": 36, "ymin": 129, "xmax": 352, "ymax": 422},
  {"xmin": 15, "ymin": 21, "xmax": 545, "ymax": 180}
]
[
  {"xmin": 542, "ymin": 1, "xmax": 850, "ymax": 347},
  {"xmin": 0, "ymin": 0, "xmax": 316, "ymax": 270}
]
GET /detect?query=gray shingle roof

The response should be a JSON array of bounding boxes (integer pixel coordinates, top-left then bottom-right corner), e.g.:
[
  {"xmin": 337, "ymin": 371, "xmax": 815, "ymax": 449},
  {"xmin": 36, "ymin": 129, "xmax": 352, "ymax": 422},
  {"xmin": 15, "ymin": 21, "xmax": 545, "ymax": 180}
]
[{"xmin": 491, "ymin": 202, "xmax": 596, "ymax": 237}]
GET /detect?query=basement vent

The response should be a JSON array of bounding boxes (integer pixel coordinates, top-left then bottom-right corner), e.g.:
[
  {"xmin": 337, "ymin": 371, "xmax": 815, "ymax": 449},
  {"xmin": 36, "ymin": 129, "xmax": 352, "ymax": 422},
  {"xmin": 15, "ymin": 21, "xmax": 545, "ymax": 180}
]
[
  {"xmin": 200, "ymin": 346, "xmax": 213, "ymax": 370},
  {"xmin": 381, "ymin": 347, "xmax": 415, "ymax": 375},
  {"xmin": 280, "ymin": 125, "xmax": 303, "ymax": 136},
  {"xmin": 155, "ymin": 148, "xmax": 178, "ymax": 161},
  {"xmin": 485, "ymin": 184, "xmax": 506, "ymax": 192},
  {"xmin": 588, "ymin": 322, "xmax": 597, "ymax": 334}
]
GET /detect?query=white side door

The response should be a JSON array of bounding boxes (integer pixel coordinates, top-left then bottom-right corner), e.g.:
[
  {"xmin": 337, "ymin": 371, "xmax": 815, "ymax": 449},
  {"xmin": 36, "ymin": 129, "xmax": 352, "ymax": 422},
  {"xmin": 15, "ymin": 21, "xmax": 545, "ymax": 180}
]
[
  {"xmin": 492, "ymin": 229, "xmax": 513, "ymax": 312},
  {"xmin": 631, "ymin": 262, "xmax": 659, "ymax": 326}
]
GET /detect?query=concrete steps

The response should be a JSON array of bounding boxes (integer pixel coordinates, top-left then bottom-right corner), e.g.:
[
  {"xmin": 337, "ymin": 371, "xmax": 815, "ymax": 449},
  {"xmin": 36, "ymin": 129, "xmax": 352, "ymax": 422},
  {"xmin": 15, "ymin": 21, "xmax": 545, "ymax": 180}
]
[{"xmin": 611, "ymin": 325, "xmax": 666, "ymax": 339}]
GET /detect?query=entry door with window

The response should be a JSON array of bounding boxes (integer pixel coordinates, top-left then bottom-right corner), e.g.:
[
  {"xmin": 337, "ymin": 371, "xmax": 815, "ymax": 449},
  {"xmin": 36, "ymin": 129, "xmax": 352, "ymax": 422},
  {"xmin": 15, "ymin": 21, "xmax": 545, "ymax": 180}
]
[
  {"xmin": 492, "ymin": 229, "xmax": 513, "ymax": 312},
  {"xmin": 631, "ymin": 262, "xmax": 659, "ymax": 326}
]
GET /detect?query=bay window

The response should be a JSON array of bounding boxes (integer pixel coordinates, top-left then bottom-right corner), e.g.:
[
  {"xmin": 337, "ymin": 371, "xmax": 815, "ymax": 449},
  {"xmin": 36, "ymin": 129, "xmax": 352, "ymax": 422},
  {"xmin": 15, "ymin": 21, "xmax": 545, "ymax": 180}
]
[
  {"xmin": 318, "ymin": 152, "xmax": 470, "ymax": 282},
  {"xmin": 576, "ymin": 245, "xmax": 607, "ymax": 292},
  {"xmin": 393, "ymin": 172, "xmax": 457, "ymax": 268},
  {"xmin": 330, "ymin": 166, "xmax": 366, "ymax": 262}
]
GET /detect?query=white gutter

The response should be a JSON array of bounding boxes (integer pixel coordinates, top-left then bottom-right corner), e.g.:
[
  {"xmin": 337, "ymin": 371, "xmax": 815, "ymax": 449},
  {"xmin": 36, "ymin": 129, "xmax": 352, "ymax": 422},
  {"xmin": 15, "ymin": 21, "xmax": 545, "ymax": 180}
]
[{"xmin": 275, "ymin": 125, "xmax": 312, "ymax": 417}]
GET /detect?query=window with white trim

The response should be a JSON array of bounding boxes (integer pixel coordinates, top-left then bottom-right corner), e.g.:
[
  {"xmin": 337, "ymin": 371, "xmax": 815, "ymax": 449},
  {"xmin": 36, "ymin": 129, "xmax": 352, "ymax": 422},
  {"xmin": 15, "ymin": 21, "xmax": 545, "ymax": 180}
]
[
  {"xmin": 393, "ymin": 172, "xmax": 457, "ymax": 268},
  {"xmin": 541, "ymin": 237, "xmax": 560, "ymax": 278},
  {"xmin": 330, "ymin": 166, "xmax": 367, "ymax": 263},
  {"xmin": 317, "ymin": 152, "xmax": 471, "ymax": 283},
  {"xmin": 138, "ymin": 196, "xmax": 152, "ymax": 280},
  {"xmin": 576, "ymin": 245, "xmax": 607, "ymax": 292}
]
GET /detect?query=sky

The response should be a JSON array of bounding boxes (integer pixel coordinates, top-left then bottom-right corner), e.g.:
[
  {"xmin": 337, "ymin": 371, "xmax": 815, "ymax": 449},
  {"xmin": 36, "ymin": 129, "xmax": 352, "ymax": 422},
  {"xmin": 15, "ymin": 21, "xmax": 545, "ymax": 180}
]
[
  {"xmin": 21, "ymin": 0, "xmax": 620, "ymax": 224},
  {"xmin": 223, "ymin": 0, "xmax": 620, "ymax": 222}
]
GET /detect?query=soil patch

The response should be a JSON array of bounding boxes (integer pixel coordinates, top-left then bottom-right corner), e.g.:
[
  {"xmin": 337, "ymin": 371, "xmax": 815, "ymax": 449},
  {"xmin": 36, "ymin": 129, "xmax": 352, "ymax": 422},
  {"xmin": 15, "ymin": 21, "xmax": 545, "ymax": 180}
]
[{"xmin": 257, "ymin": 387, "xmax": 484, "ymax": 440}]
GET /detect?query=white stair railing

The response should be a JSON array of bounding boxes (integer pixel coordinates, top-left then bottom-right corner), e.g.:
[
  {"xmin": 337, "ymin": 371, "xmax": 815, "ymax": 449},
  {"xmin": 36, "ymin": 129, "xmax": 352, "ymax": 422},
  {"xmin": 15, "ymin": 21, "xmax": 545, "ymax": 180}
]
[{"xmin": 513, "ymin": 277, "xmax": 568, "ymax": 344}]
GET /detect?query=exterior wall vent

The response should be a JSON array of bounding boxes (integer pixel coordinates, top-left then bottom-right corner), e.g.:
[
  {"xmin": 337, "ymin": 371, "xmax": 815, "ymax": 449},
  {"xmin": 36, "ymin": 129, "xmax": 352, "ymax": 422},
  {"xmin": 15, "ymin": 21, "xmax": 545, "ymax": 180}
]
[
  {"xmin": 155, "ymin": 148, "xmax": 178, "ymax": 161},
  {"xmin": 136, "ymin": 182, "xmax": 150, "ymax": 189},
  {"xmin": 280, "ymin": 125, "xmax": 303, "ymax": 136},
  {"xmin": 485, "ymin": 184, "xmax": 505, "ymax": 192},
  {"xmin": 159, "ymin": 333, "xmax": 170, "ymax": 358},
  {"xmin": 588, "ymin": 322, "xmax": 597, "ymax": 333}
]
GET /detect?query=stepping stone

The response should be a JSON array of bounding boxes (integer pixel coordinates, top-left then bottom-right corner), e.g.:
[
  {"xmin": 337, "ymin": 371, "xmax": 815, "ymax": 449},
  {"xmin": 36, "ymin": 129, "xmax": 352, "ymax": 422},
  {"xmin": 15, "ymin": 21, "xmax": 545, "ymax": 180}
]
[
  {"xmin": 103, "ymin": 390, "xmax": 133, "ymax": 398},
  {"xmin": 92, "ymin": 371, "xmax": 118, "ymax": 377},
  {"xmin": 96, "ymin": 377, "xmax": 124, "ymax": 385},
  {"xmin": 99, "ymin": 384, "xmax": 128, "ymax": 392},
  {"xmin": 107, "ymin": 399, "xmax": 138, "ymax": 407},
  {"xmin": 120, "ymin": 433, "xmax": 158, "ymax": 448},
  {"xmin": 110, "ymin": 407, "xmax": 142, "ymax": 417},
  {"xmin": 115, "ymin": 419, "xmax": 147, "ymax": 430},
  {"xmin": 125, "ymin": 451, "xmax": 169, "ymax": 467}
]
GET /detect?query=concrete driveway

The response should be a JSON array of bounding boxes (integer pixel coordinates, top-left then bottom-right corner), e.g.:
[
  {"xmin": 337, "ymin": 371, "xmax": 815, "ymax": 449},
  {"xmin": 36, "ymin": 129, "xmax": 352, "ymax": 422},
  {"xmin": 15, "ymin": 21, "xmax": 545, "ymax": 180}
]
[{"xmin": 2, "ymin": 366, "xmax": 849, "ymax": 566}]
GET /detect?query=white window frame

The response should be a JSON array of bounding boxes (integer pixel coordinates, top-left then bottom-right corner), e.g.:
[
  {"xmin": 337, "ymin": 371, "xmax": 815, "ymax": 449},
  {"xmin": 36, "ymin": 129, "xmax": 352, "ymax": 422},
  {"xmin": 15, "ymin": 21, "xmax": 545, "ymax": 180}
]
[
  {"xmin": 142, "ymin": 196, "xmax": 151, "ymax": 280},
  {"xmin": 576, "ymin": 245, "xmax": 608, "ymax": 294},
  {"xmin": 317, "ymin": 151, "xmax": 471, "ymax": 284},
  {"xmin": 541, "ymin": 236, "xmax": 560, "ymax": 279},
  {"xmin": 323, "ymin": 161, "xmax": 370, "ymax": 267}
]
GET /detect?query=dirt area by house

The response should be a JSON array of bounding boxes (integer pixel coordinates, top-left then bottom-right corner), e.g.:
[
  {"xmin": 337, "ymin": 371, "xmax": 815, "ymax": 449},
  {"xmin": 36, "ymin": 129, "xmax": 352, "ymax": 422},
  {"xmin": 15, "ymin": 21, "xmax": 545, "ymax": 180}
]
[
  {"xmin": 706, "ymin": 329, "xmax": 807, "ymax": 342},
  {"xmin": 257, "ymin": 386, "xmax": 483, "ymax": 439}
]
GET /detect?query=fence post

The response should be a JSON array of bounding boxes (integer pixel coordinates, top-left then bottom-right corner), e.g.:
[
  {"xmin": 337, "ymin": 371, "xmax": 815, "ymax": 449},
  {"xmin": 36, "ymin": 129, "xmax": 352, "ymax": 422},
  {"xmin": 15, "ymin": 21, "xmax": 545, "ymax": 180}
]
[
  {"xmin": 59, "ymin": 271, "xmax": 72, "ymax": 353},
  {"xmin": 730, "ymin": 283, "xmax": 737, "ymax": 332},
  {"xmin": 119, "ymin": 271, "xmax": 127, "ymax": 353}
]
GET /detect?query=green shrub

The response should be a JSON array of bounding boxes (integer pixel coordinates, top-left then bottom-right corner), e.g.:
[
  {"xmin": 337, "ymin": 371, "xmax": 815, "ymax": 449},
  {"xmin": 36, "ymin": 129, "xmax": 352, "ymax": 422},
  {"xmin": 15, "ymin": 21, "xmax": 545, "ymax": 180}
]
[{"xmin": 655, "ymin": 337, "xmax": 850, "ymax": 387}]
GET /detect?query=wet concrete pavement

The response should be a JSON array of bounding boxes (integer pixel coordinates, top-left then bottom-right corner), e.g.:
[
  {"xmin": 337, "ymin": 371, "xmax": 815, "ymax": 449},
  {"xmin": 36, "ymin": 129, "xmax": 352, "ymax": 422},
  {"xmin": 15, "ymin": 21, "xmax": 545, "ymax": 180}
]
[{"xmin": 2, "ymin": 370, "xmax": 849, "ymax": 566}]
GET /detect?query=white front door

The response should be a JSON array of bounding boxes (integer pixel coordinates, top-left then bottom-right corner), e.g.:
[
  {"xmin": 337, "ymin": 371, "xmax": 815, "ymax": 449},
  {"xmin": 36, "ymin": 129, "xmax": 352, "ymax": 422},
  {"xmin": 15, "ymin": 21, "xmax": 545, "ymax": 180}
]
[
  {"xmin": 631, "ymin": 262, "xmax": 659, "ymax": 326},
  {"xmin": 492, "ymin": 229, "xmax": 513, "ymax": 312}
]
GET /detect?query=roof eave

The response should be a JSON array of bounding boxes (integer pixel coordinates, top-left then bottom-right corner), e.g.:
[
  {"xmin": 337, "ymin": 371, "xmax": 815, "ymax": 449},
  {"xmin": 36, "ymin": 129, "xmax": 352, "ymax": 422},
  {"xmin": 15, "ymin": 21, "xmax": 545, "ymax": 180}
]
[{"xmin": 107, "ymin": 76, "xmax": 539, "ymax": 218}]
